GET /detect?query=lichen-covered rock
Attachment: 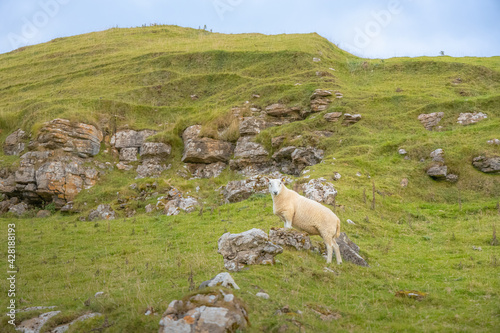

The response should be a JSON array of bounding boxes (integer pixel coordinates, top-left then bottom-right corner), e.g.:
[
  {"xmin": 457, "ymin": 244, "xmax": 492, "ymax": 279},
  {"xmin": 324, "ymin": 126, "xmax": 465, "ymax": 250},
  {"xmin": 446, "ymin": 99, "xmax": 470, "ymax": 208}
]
[
  {"xmin": 430, "ymin": 148, "xmax": 445, "ymax": 163},
  {"xmin": 158, "ymin": 290, "xmax": 248, "ymax": 333},
  {"xmin": 181, "ymin": 125, "xmax": 234, "ymax": 164},
  {"xmin": 218, "ymin": 228, "xmax": 283, "ymax": 272},
  {"xmin": 163, "ymin": 196, "xmax": 199, "ymax": 216},
  {"xmin": 427, "ymin": 165, "xmax": 448, "ymax": 180},
  {"xmin": 457, "ymin": 112, "xmax": 487, "ymax": 125},
  {"xmin": 119, "ymin": 147, "xmax": 138, "ymax": 161},
  {"xmin": 229, "ymin": 136, "xmax": 273, "ymax": 175},
  {"xmin": 88, "ymin": 204, "xmax": 116, "ymax": 221},
  {"xmin": 3, "ymin": 129, "xmax": 26, "ymax": 155},
  {"xmin": 302, "ymin": 178, "xmax": 337, "ymax": 205},
  {"xmin": 34, "ymin": 119, "xmax": 103, "ymax": 157},
  {"xmin": 221, "ymin": 175, "xmax": 269, "ymax": 203},
  {"xmin": 140, "ymin": 142, "xmax": 171, "ymax": 159},
  {"xmin": 136, "ymin": 159, "xmax": 169, "ymax": 179},
  {"xmin": 269, "ymin": 228, "xmax": 313, "ymax": 251},
  {"xmin": 111, "ymin": 129, "xmax": 156, "ymax": 149},
  {"xmin": 198, "ymin": 272, "xmax": 240, "ymax": 290},
  {"xmin": 239, "ymin": 117, "xmax": 267, "ymax": 136},
  {"xmin": 187, "ymin": 162, "xmax": 226, "ymax": 179},
  {"xmin": 8, "ymin": 202, "xmax": 29, "ymax": 216},
  {"xmin": 272, "ymin": 146, "xmax": 324, "ymax": 176},
  {"xmin": 265, "ymin": 103, "xmax": 291, "ymax": 117},
  {"xmin": 418, "ymin": 112, "xmax": 444, "ymax": 130},
  {"xmin": 336, "ymin": 232, "xmax": 368, "ymax": 267},
  {"xmin": 310, "ymin": 89, "xmax": 333, "ymax": 112},
  {"xmin": 472, "ymin": 156, "xmax": 500, "ymax": 173}
]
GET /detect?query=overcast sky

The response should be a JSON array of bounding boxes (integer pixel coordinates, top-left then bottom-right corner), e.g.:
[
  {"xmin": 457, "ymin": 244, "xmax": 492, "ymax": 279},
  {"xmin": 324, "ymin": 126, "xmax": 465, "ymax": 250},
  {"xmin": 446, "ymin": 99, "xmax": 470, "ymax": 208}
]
[{"xmin": 1, "ymin": 0, "xmax": 499, "ymax": 58}]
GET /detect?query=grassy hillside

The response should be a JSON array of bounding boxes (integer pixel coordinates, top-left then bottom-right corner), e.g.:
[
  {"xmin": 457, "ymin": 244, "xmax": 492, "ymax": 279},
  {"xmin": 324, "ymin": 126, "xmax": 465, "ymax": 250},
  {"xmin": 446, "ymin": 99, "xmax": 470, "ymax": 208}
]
[{"xmin": 1, "ymin": 25, "xmax": 499, "ymax": 332}]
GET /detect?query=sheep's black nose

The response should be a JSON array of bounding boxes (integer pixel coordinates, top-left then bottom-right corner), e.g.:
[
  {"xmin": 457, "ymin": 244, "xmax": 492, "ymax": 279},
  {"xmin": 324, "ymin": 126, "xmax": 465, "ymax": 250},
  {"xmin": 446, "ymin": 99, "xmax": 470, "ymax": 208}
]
[{"xmin": 273, "ymin": 191, "xmax": 278, "ymax": 195}]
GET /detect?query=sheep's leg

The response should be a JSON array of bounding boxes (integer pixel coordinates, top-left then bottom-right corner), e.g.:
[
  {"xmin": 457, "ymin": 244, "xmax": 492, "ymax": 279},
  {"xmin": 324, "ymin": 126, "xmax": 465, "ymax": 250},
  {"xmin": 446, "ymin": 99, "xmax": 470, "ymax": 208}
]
[
  {"xmin": 280, "ymin": 211, "xmax": 293, "ymax": 229},
  {"xmin": 332, "ymin": 239, "xmax": 342, "ymax": 265},
  {"xmin": 321, "ymin": 231, "xmax": 334, "ymax": 264}
]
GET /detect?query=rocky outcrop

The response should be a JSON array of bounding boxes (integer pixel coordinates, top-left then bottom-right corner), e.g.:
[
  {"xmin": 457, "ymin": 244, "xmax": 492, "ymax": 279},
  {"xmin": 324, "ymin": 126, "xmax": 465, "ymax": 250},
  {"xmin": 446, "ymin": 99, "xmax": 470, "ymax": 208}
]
[
  {"xmin": 221, "ymin": 175, "xmax": 268, "ymax": 203},
  {"xmin": 33, "ymin": 119, "xmax": 103, "ymax": 157},
  {"xmin": 265, "ymin": 103, "xmax": 301, "ymax": 119},
  {"xmin": 159, "ymin": 290, "xmax": 249, "ymax": 333},
  {"xmin": 337, "ymin": 232, "xmax": 369, "ymax": 267},
  {"xmin": 181, "ymin": 125, "xmax": 233, "ymax": 164},
  {"xmin": 9, "ymin": 202, "xmax": 29, "ymax": 216},
  {"xmin": 457, "ymin": 112, "xmax": 487, "ymax": 126},
  {"xmin": 155, "ymin": 188, "xmax": 200, "ymax": 216},
  {"xmin": 140, "ymin": 142, "xmax": 171, "ymax": 159},
  {"xmin": 272, "ymin": 146, "xmax": 324, "ymax": 176},
  {"xmin": 111, "ymin": 129, "xmax": 156, "ymax": 149},
  {"xmin": 426, "ymin": 149, "xmax": 458, "ymax": 182},
  {"xmin": 3, "ymin": 129, "xmax": 26, "ymax": 155},
  {"xmin": 16, "ymin": 311, "xmax": 61, "ymax": 333},
  {"xmin": 310, "ymin": 89, "xmax": 332, "ymax": 112},
  {"xmin": 88, "ymin": 204, "xmax": 116, "ymax": 221},
  {"xmin": 199, "ymin": 272, "xmax": 240, "ymax": 290},
  {"xmin": 1, "ymin": 152, "xmax": 99, "ymax": 208},
  {"xmin": 218, "ymin": 228, "xmax": 283, "ymax": 272},
  {"xmin": 239, "ymin": 117, "xmax": 267, "ymax": 136},
  {"xmin": 229, "ymin": 136, "xmax": 273, "ymax": 176},
  {"xmin": 472, "ymin": 156, "xmax": 500, "ymax": 173},
  {"xmin": 187, "ymin": 162, "xmax": 226, "ymax": 179},
  {"xmin": 302, "ymin": 178, "xmax": 337, "ymax": 205},
  {"xmin": 418, "ymin": 112, "xmax": 444, "ymax": 130}
]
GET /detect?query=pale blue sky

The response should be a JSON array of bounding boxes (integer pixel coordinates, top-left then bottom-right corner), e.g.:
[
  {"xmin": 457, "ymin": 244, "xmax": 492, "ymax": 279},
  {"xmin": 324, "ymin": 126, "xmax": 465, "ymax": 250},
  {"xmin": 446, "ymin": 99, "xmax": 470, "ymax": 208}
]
[{"xmin": 1, "ymin": 0, "xmax": 499, "ymax": 58}]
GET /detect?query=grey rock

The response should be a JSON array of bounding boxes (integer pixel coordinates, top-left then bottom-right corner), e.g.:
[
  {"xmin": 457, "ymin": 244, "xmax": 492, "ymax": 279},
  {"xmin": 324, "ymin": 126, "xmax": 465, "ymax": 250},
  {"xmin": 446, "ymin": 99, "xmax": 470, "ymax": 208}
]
[
  {"xmin": 269, "ymin": 228, "xmax": 313, "ymax": 251},
  {"xmin": 430, "ymin": 148, "xmax": 445, "ymax": 163},
  {"xmin": 50, "ymin": 313, "xmax": 102, "ymax": 333},
  {"xmin": 136, "ymin": 159, "xmax": 168, "ymax": 179},
  {"xmin": 229, "ymin": 136, "xmax": 273, "ymax": 176},
  {"xmin": 16, "ymin": 310, "xmax": 61, "ymax": 333},
  {"xmin": 218, "ymin": 228, "xmax": 283, "ymax": 272},
  {"xmin": 239, "ymin": 117, "xmax": 267, "ymax": 136},
  {"xmin": 271, "ymin": 136, "xmax": 286, "ymax": 148},
  {"xmin": 302, "ymin": 177, "xmax": 337, "ymax": 205},
  {"xmin": 418, "ymin": 112, "xmax": 444, "ymax": 130},
  {"xmin": 342, "ymin": 113, "xmax": 362, "ymax": 126},
  {"xmin": 272, "ymin": 146, "xmax": 324, "ymax": 176},
  {"xmin": 337, "ymin": 232, "xmax": 368, "ymax": 267},
  {"xmin": 119, "ymin": 147, "xmax": 138, "ymax": 161},
  {"xmin": 145, "ymin": 204, "xmax": 155, "ymax": 213},
  {"xmin": 472, "ymin": 156, "xmax": 500, "ymax": 173},
  {"xmin": 181, "ymin": 125, "xmax": 234, "ymax": 164},
  {"xmin": 256, "ymin": 292, "xmax": 270, "ymax": 300},
  {"xmin": 457, "ymin": 112, "xmax": 487, "ymax": 125},
  {"xmin": 88, "ymin": 204, "xmax": 116, "ymax": 221},
  {"xmin": 220, "ymin": 174, "xmax": 287, "ymax": 203},
  {"xmin": 446, "ymin": 174, "xmax": 459, "ymax": 183},
  {"xmin": 398, "ymin": 148, "xmax": 407, "ymax": 155},
  {"xmin": 3, "ymin": 129, "xmax": 26, "ymax": 155},
  {"xmin": 111, "ymin": 129, "xmax": 156, "ymax": 149},
  {"xmin": 199, "ymin": 272, "xmax": 240, "ymax": 290},
  {"xmin": 0, "ymin": 197, "xmax": 18, "ymax": 214},
  {"xmin": 140, "ymin": 142, "xmax": 171, "ymax": 159},
  {"xmin": 487, "ymin": 139, "xmax": 500, "ymax": 145},
  {"xmin": 9, "ymin": 202, "xmax": 29, "ymax": 216},
  {"xmin": 427, "ymin": 165, "xmax": 448, "ymax": 180},
  {"xmin": 187, "ymin": 162, "xmax": 226, "ymax": 179}
]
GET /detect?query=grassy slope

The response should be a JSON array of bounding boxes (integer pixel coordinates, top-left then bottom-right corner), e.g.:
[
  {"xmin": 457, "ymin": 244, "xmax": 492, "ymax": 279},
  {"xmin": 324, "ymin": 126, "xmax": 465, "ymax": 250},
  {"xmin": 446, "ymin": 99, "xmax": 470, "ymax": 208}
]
[{"xmin": 1, "ymin": 25, "xmax": 499, "ymax": 332}]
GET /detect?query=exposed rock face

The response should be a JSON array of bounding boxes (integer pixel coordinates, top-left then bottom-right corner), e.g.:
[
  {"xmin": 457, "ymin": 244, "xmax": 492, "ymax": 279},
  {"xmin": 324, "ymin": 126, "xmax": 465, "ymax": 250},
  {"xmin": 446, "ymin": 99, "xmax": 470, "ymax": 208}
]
[
  {"xmin": 310, "ymin": 91, "xmax": 332, "ymax": 112},
  {"xmin": 239, "ymin": 117, "xmax": 267, "ymax": 136},
  {"xmin": 140, "ymin": 142, "xmax": 171, "ymax": 159},
  {"xmin": 218, "ymin": 228, "xmax": 283, "ymax": 272},
  {"xmin": 272, "ymin": 146, "xmax": 324, "ymax": 176},
  {"xmin": 159, "ymin": 290, "xmax": 248, "ymax": 333},
  {"xmin": 119, "ymin": 147, "xmax": 138, "ymax": 161},
  {"xmin": 324, "ymin": 112, "xmax": 342, "ymax": 122},
  {"xmin": 418, "ymin": 112, "xmax": 444, "ymax": 130},
  {"xmin": 136, "ymin": 159, "xmax": 169, "ymax": 179},
  {"xmin": 34, "ymin": 119, "xmax": 103, "ymax": 157},
  {"xmin": 342, "ymin": 113, "xmax": 362, "ymax": 126},
  {"xmin": 9, "ymin": 202, "xmax": 29, "ymax": 216},
  {"xmin": 155, "ymin": 188, "xmax": 200, "ymax": 216},
  {"xmin": 269, "ymin": 228, "xmax": 313, "ymax": 251},
  {"xmin": 3, "ymin": 129, "xmax": 26, "ymax": 155},
  {"xmin": 187, "ymin": 162, "xmax": 226, "ymax": 179},
  {"xmin": 472, "ymin": 156, "xmax": 500, "ymax": 173},
  {"xmin": 302, "ymin": 178, "xmax": 337, "ymax": 205},
  {"xmin": 265, "ymin": 103, "xmax": 300, "ymax": 119},
  {"xmin": 337, "ymin": 232, "xmax": 369, "ymax": 267},
  {"xmin": 181, "ymin": 125, "xmax": 234, "ymax": 164},
  {"xmin": 88, "ymin": 204, "xmax": 116, "ymax": 221},
  {"xmin": 16, "ymin": 310, "xmax": 61, "ymax": 333},
  {"xmin": 426, "ymin": 149, "xmax": 458, "ymax": 182},
  {"xmin": 229, "ymin": 136, "xmax": 272, "ymax": 175},
  {"xmin": 457, "ymin": 112, "xmax": 487, "ymax": 125},
  {"xmin": 221, "ymin": 175, "xmax": 269, "ymax": 203},
  {"xmin": 427, "ymin": 165, "xmax": 448, "ymax": 180}
]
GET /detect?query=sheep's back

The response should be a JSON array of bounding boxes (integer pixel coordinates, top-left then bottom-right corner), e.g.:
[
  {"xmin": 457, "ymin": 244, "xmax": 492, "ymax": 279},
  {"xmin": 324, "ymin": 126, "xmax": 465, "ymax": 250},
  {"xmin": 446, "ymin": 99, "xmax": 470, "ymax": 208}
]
[{"xmin": 290, "ymin": 191, "xmax": 339, "ymax": 235}]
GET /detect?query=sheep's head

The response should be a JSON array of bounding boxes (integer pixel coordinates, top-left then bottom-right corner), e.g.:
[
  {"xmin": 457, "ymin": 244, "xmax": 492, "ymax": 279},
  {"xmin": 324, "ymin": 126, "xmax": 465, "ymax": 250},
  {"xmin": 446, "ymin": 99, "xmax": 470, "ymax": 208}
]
[{"xmin": 265, "ymin": 177, "xmax": 285, "ymax": 196}]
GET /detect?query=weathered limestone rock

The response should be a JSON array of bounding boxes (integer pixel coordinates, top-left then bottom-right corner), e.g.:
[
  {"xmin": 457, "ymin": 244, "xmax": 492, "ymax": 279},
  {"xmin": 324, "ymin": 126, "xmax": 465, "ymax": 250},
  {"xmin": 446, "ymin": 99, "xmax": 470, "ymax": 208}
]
[
  {"xmin": 198, "ymin": 272, "xmax": 240, "ymax": 290},
  {"xmin": 269, "ymin": 228, "xmax": 313, "ymax": 251},
  {"xmin": 154, "ymin": 188, "xmax": 200, "ymax": 216},
  {"xmin": 221, "ymin": 175, "xmax": 269, "ymax": 203},
  {"xmin": 487, "ymin": 139, "xmax": 500, "ymax": 145},
  {"xmin": 323, "ymin": 112, "xmax": 342, "ymax": 122},
  {"xmin": 336, "ymin": 232, "xmax": 369, "ymax": 267},
  {"xmin": 272, "ymin": 146, "xmax": 324, "ymax": 176},
  {"xmin": 472, "ymin": 156, "xmax": 500, "ymax": 173},
  {"xmin": 265, "ymin": 103, "xmax": 293, "ymax": 117},
  {"xmin": 0, "ymin": 197, "xmax": 18, "ymax": 214},
  {"xmin": 427, "ymin": 165, "xmax": 448, "ymax": 180},
  {"xmin": 187, "ymin": 162, "xmax": 226, "ymax": 179},
  {"xmin": 310, "ymin": 89, "xmax": 332, "ymax": 112},
  {"xmin": 34, "ymin": 119, "xmax": 103, "ymax": 157},
  {"xmin": 229, "ymin": 136, "xmax": 272, "ymax": 175},
  {"xmin": 271, "ymin": 136, "xmax": 286, "ymax": 148},
  {"xmin": 430, "ymin": 148, "xmax": 445, "ymax": 163},
  {"xmin": 239, "ymin": 117, "xmax": 267, "ymax": 136},
  {"xmin": 342, "ymin": 113, "xmax": 362, "ymax": 126},
  {"xmin": 119, "ymin": 147, "xmax": 138, "ymax": 161},
  {"xmin": 88, "ymin": 204, "xmax": 116, "ymax": 221},
  {"xmin": 16, "ymin": 311, "xmax": 61, "ymax": 333},
  {"xmin": 50, "ymin": 313, "xmax": 102, "ymax": 333},
  {"xmin": 158, "ymin": 290, "xmax": 248, "ymax": 333},
  {"xmin": 302, "ymin": 178, "xmax": 337, "ymax": 205},
  {"xmin": 140, "ymin": 142, "xmax": 171, "ymax": 159},
  {"xmin": 111, "ymin": 129, "xmax": 156, "ymax": 149},
  {"xmin": 218, "ymin": 228, "xmax": 283, "ymax": 272},
  {"xmin": 3, "ymin": 129, "xmax": 26, "ymax": 155},
  {"xmin": 36, "ymin": 210, "xmax": 51, "ymax": 218},
  {"xmin": 181, "ymin": 125, "xmax": 234, "ymax": 164},
  {"xmin": 136, "ymin": 159, "xmax": 169, "ymax": 179},
  {"xmin": 418, "ymin": 112, "xmax": 444, "ymax": 130},
  {"xmin": 9, "ymin": 202, "xmax": 29, "ymax": 216},
  {"xmin": 457, "ymin": 112, "xmax": 487, "ymax": 126}
]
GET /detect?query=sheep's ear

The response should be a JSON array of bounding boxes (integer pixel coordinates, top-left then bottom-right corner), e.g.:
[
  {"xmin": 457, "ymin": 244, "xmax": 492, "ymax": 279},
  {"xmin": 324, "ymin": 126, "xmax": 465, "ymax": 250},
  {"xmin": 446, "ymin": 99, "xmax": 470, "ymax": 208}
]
[{"xmin": 281, "ymin": 177, "xmax": 286, "ymax": 183}]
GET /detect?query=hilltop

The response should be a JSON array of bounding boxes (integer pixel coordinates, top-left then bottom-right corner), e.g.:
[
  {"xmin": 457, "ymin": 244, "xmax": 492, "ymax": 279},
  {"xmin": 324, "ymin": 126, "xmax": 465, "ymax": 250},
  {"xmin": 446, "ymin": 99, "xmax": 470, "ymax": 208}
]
[{"xmin": 0, "ymin": 25, "xmax": 499, "ymax": 332}]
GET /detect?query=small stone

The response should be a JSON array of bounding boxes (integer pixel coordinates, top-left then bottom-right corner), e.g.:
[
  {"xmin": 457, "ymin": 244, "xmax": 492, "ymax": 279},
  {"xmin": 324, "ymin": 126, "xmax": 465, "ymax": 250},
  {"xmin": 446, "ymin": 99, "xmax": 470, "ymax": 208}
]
[
  {"xmin": 145, "ymin": 204, "xmax": 154, "ymax": 213},
  {"xmin": 401, "ymin": 178, "xmax": 409, "ymax": 187},
  {"xmin": 446, "ymin": 174, "xmax": 459, "ymax": 183},
  {"xmin": 418, "ymin": 112, "xmax": 444, "ymax": 131},
  {"xmin": 346, "ymin": 219, "xmax": 355, "ymax": 225},
  {"xmin": 487, "ymin": 139, "xmax": 500, "ymax": 145},
  {"xmin": 356, "ymin": 172, "xmax": 362, "ymax": 177},
  {"xmin": 95, "ymin": 291, "xmax": 105, "ymax": 297},
  {"xmin": 472, "ymin": 246, "xmax": 482, "ymax": 251},
  {"xmin": 457, "ymin": 112, "xmax": 487, "ymax": 126},
  {"xmin": 323, "ymin": 112, "xmax": 342, "ymax": 122},
  {"xmin": 398, "ymin": 148, "xmax": 407, "ymax": 155},
  {"xmin": 333, "ymin": 172, "xmax": 341, "ymax": 180},
  {"xmin": 256, "ymin": 292, "xmax": 270, "ymax": 300},
  {"xmin": 313, "ymin": 57, "xmax": 321, "ymax": 62}
]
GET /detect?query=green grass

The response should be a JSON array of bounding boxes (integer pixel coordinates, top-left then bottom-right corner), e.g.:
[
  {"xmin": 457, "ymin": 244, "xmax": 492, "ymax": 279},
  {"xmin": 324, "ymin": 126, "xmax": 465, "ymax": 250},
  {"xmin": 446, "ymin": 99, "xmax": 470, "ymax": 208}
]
[{"xmin": 1, "ymin": 25, "xmax": 500, "ymax": 332}]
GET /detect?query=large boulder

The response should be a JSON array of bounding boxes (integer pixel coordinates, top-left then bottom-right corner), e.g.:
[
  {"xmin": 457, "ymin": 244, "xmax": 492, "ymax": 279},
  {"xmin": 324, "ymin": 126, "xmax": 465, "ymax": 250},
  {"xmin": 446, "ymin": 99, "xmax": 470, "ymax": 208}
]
[
  {"xmin": 337, "ymin": 232, "xmax": 369, "ymax": 267},
  {"xmin": 427, "ymin": 165, "xmax": 448, "ymax": 180},
  {"xmin": 34, "ymin": 119, "xmax": 103, "ymax": 157},
  {"xmin": 187, "ymin": 162, "xmax": 226, "ymax": 179},
  {"xmin": 221, "ymin": 175, "xmax": 269, "ymax": 203},
  {"xmin": 418, "ymin": 112, "xmax": 444, "ymax": 130},
  {"xmin": 3, "ymin": 129, "xmax": 26, "ymax": 155},
  {"xmin": 472, "ymin": 156, "xmax": 500, "ymax": 173},
  {"xmin": 272, "ymin": 146, "xmax": 324, "ymax": 176},
  {"xmin": 218, "ymin": 228, "xmax": 283, "ymax": 272},
  {"xmin": 239, "ymin": 117, "xmax": 267, "ymax": 136},
  {"xmin": 181, "ymin": 125, "xmax": 234, "ymax": 164},
  {"xmin": 457, "ymin": 112, "xmax": 487, "ymax": 126},
  {"xmin": 159, "ymin": 290, "xmax": 249, "ymax": 333},
  {"xmin": 229, "ymin": 136, "xmax": 273, "ymax": 175},
  {"xmin": 111, "ymin": 129, "xmax": 156, "ymax": 149},
  {"xmin": 140, "ymin": 142, "xmax": 172, "ymax": 159}
]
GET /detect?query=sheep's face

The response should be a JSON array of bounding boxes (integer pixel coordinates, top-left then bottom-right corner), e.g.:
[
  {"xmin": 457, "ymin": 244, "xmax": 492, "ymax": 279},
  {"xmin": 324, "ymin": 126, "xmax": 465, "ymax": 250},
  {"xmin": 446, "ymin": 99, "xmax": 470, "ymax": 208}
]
[{"xmin": 267, "ymin": 178, "xmax": 284, "ymax": 196}]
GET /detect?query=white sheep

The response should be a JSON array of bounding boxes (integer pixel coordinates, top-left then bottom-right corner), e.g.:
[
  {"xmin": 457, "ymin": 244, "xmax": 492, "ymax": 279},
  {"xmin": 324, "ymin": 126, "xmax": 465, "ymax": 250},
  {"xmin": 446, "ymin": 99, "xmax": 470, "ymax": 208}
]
[{"xmin": 265, "ymin": 177, "xmax": 342, "ymax": 264}]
